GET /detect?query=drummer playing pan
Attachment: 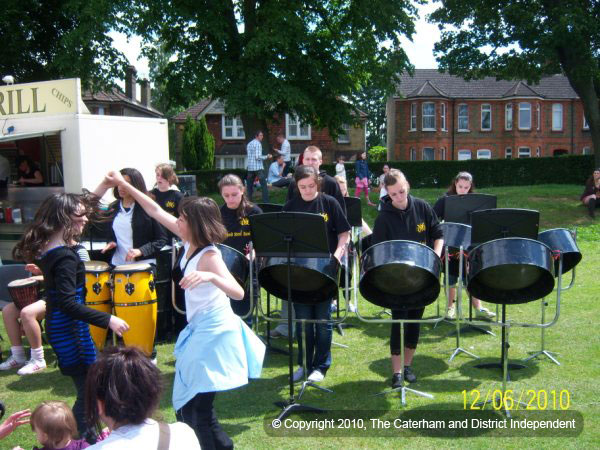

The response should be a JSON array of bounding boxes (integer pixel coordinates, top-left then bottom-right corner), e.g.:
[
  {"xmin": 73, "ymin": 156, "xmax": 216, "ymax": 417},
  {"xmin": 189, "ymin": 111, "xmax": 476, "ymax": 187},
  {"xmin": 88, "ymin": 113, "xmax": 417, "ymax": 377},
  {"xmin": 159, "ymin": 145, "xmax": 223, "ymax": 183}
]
[
  {"xmin": 432, "ymin": 171, "xmax": 495, "ymax": 320},
  {"xmin": 218, "ymin": 173, "xmax": 263, "ymax": 326},
  {"xmin": 372, "ymin": 169, "xmax": 443, "ymax": 386},
  {"xmin": 283, "ymin": 165, "xmax": 350, "ymax": 383}
]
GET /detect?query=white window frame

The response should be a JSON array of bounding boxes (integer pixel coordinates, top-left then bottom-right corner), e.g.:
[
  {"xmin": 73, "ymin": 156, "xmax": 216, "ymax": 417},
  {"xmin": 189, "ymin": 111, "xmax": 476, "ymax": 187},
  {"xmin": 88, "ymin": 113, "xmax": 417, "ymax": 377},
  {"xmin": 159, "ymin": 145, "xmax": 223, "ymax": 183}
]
[
  {"xmin": 477, "ymin": 149, "xmax": 492, "ymax": 159},
  {"xmin": 481, "ymin": 104, "xmax": 492, "ymax": 131},
  {"xmin": 222, "ymin": 116, "xmax": 245, "ymax": 139},
  {"xmin": 458, "ymin": 149, "xmax": 471, "ymax": 160},
  {"xmin": 519, "ymin": 102, "xmax": 531, "ymax": 130},
  {"xmin": 235, "ymin": 156, "xmax": 246, "ymax": 168},
  {"xmin": 505, "ymin": 103, "xmax": 513, "ymax": 130},
  {"xmin": 422, "ymin": 147, "xmax": 435, "ymax": 161},
  {"xmin": 536, "ymin": 103, "xmax": 541, "ymax": 130},
  {"xmin": 337, "ymin": 123, "xmax": 350, "ymax": 143},
  {"xmin": 505, "ymin": 147, "xmax": 512, "ymax": 159},
  {"xmin": 458, "ymin": 104, "xmax": 469, "ymax": 131},
  {"xmin": 410, "ymin": 103, "xmax": 417, "ymax": 131},
  {"xmin": 552, "ymin": 103, "xmax": 563, "ymax": 131},
  {"xmin": 441, "ymin": 103, "xmax": 447, "ymax": 131},
  {"xmin": 583, "ymin": 115, "xmax": 589, "ymax": 130},
  {"xmin": 583, "ymin": 147, "xmax": 591, "ymax": 155},
  {"xmin": 223, "ymin": 157, "xmax": 234, "ymax": 169},
  {"xmin": 518, "ymin": 147, "xmax": 531, "ymax": 158},
  {"xmin": 286, "ymin": 114, "xmax": 311, "ymax": 140},
  {"xmin": 440, "ymin": 147, "xmax": 446, "ymax": 160},
  {"xmin": 422, "ymin": 102, "xmax": 436, "ymax": 130},
  {"xmin": 410, "ymin": 148, "xmax": 417, "ymax": 161}
]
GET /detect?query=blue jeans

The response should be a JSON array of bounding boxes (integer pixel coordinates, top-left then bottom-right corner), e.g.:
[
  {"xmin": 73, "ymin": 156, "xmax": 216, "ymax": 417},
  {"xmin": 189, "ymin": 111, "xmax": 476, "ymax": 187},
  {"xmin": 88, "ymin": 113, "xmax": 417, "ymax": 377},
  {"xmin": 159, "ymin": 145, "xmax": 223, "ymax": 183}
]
[
  {"xmin": 293, "ymin": 300, "xmax": 332, "ymax": 374},
  {"xmin": 246, "ymin": 169, "xmax": 269, "ymax": 203}
]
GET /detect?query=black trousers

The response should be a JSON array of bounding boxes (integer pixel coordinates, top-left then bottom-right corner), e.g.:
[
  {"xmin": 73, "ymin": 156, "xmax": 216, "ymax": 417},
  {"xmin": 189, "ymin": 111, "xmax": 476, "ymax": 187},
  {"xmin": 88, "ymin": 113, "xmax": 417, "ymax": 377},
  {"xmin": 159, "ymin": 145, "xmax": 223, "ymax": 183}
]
[
  {"xmin": 176, "ymin": 392, "xmax": 233, "ymax": 450},
  {"xmin": 71, "ymin": 373, "xmax": 98, "ymax": 443},
  {"xmin": 390, "ymin": 307, "xmax": 425, "ymax": 354}
]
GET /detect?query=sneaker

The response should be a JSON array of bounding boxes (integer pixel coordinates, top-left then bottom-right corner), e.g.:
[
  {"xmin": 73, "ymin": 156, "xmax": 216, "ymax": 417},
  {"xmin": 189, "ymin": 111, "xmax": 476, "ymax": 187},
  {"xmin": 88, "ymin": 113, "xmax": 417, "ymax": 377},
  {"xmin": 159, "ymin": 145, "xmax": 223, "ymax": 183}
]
[
  {"xmin": 391, "ymin": 373, "xmax": 402, "ymax": 389},
  {"xmin": 446, "ymin": 305, "xmax": 456, "ymax": 320},
  {"xmin": 17, "ymin": 359, "xmax": 46, "ymax": 376},
  {"xmin": 0, "ymin": 356, "xmax": 26, "ymax": 371},
  {"xmin": 269, "ymin": 329, "xmax": 287, "ymax": 339},
  {"xmin": 403, "ymin": 366, "xmax": 417, "ymax": 384},
  {"xmin": 476, "ymin": 307, "xmax": 496, "ymax": 320},
  {"xmin": 292, "ymin": 367, "xmax": 305, "ymax": 383},
  {"xmin": 307, "ymin": 369, "xmax": 325, "ymax": 383}
]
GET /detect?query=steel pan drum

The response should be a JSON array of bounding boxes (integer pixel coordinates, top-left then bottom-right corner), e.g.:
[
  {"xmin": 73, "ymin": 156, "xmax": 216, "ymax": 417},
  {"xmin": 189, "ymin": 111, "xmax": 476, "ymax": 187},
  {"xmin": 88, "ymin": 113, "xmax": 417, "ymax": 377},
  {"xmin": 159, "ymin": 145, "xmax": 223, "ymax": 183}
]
[
  {"xmin": 467, "ymin": 238, "xmax": 554, "ymax": 304},
  {"xmin": 538, "ymin": 228, "xmax": 582, "ymax": 276},
  {"xmin": 258, "ymin": 256, "xmax": 340, "ymax": 304},
  {"xmin": 359, "ymin": 240, "xmax": 441, "ymax": 310},
  {"xmin": 357, "ymin": 234, "xmax": 374, "ymax": 259},
  {"xmin": 216, "ymin": 243, "xmax": 249, "ymax": 287},
  {"xmin": 440, "ymin": 222, "xmax": 471, "ymax": 278}
]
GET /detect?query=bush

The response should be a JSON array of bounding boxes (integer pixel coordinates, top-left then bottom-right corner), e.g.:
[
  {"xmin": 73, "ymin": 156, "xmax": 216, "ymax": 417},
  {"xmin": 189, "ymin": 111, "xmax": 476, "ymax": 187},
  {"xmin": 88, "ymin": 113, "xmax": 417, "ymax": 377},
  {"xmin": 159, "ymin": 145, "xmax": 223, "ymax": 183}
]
[{"xmin": 368, "ymin": 145, "xmax": 387, "ymax": 162}]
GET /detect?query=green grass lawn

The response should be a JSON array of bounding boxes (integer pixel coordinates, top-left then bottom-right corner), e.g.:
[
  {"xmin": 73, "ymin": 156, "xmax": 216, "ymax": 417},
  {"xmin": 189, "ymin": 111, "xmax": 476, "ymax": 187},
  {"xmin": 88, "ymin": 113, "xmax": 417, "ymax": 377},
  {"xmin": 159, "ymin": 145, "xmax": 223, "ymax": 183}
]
[{"xmin": 1, "ymin": 184, "xmax": 598, "ymax": 449}]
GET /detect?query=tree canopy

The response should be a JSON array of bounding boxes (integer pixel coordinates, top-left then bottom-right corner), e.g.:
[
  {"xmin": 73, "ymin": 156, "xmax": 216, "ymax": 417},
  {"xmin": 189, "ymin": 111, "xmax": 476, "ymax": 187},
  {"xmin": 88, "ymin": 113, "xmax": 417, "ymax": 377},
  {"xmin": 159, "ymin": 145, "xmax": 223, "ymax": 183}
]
[
  {"xmin": 430, "ymin": 0, "xmax": 600, "ymax": 165},
  {"xmin": 126, "ymin": 0, "xmax": 417, "ymax": 142}
]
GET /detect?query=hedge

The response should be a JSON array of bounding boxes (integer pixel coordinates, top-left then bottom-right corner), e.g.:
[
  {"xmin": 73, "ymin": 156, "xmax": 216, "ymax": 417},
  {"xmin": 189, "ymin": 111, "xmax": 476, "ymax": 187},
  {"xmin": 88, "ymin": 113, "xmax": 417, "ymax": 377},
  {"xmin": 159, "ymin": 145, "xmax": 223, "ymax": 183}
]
[{"xmin": 179, "ymin": 155, "xmax": 595, "ymax": 193}]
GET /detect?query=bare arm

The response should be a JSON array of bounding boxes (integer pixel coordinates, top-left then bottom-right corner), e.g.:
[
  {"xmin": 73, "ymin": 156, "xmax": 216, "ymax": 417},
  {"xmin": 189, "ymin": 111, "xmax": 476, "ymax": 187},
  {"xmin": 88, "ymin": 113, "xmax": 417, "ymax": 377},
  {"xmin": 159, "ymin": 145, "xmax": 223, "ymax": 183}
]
[
  {"xmin": 180, "ymin": 250, "xmax": 245, "ymax": 300},
  {"xmin": 433, "ymin": 238, "xmax": 444, "ymax": 259},
  {"xmin": 93, "ymin": 178, "xmax": 113, "ymax": 198},
  {"xmin": 334, "ymin": 231, "xmax": 350, "ymax": 262}
]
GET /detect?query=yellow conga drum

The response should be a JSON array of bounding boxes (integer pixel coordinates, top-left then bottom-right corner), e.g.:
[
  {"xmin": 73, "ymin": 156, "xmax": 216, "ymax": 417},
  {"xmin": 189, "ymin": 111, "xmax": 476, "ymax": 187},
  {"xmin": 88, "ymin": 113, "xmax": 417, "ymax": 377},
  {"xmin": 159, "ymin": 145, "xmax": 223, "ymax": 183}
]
[
  {"xmin": 84, "ymin": 261, "xmax": 112, "ymax": 351},
  {"xmin": 112, "ymin": 263, "xmax": 157, "ymax": 356}
]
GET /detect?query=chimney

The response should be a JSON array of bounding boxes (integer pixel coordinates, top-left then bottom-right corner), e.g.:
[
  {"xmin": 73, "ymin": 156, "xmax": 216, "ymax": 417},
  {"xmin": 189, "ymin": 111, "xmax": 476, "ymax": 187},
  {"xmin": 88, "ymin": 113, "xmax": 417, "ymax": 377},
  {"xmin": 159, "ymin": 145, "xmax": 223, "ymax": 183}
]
[
  {"xmin": 125, "ymin": 65, "xmax": 137, "ymax": 100},
  {"xmin": 140, "ymin": 79, "xmax": 151, "ymax": 107}
]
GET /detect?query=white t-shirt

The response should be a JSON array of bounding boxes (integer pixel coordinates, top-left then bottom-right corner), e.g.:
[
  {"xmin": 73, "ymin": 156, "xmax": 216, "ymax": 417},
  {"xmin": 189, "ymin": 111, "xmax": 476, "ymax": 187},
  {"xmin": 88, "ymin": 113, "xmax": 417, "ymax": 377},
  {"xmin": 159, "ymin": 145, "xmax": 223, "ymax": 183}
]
[
  {"xmin": 89, "ymin": 419, "xmax": 200, "ymax": 449},
  {"xmin": 111, "ymin": 202, "xmax": 155, "ymax": 266},
  {"xmin": 335, "ymin": 163, "xmax": 346, "ymax": 179}
]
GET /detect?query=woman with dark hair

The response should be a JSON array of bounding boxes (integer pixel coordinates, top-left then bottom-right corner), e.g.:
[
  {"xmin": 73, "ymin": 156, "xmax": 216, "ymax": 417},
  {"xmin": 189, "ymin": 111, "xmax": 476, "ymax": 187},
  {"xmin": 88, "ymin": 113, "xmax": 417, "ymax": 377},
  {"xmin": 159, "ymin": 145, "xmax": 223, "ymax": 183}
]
[
  {"xmin": 151, "ymin": 163, "xmax": 184, "ymax": 220},
  {"xmin": 13, "ymin": 193, "xmax": 129, "ymax": 440},
  {"xmin": 283, "ymin": 165, "xmax": 350, "ymax": 383},
  {"xmin": 581, "ymin": 168, "xmax": 600, "ymax": 218},
  {"xmin": 104, "ymin": 170, "xmax": 264, "ymax": 450},
  {"xmin": 16, "ymin": 156, "xmax": 44, "ymax": 186},
  {"xmin": 86, "ymin": 347, "xmax": 199, "ymax": 449},
  {"xmin": 218, "ymin": 174, "xmax": 262, "ymax": 326},
  {"xmin": 354, "ymin": 151, "xmax": 376, "ymax": 206},
  {"xmin": 432, "ymin": 171, "xmax": 495, "ymax": 320}
]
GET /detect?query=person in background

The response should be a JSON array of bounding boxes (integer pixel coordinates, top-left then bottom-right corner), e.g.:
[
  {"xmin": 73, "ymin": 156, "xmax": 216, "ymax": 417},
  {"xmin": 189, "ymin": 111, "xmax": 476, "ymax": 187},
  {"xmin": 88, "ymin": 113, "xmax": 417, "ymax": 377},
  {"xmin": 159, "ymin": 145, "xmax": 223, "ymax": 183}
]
[
  {"xmin": 85, "ymin": 347, "xmax": 200, "ymax": 449},
  {"xmin": 0, "ymin": 153, "xmax": 10, "ymax": 188},
  {"xmin": 274, "ymin": 133, "xmax": 292, "ymax": 176},
  {"xmin": 354, "ymin": 151, "xmax": 376, "ymax": 206},
  {"xmin": 151, "ymin": 163, "xmax": 184, "ymax": 221},
  {"xmin": 0, "ymin": 409, "xmax": 30, "ymax": 440},
  {"xmin": 378, "ymin": 164, "xmax": 390, "ymax": 210},
  {"xmin": 246, "ymin": 130, "xmax": 272, "ymax": 203},
  {"xmin": 267, "ymin": 155, "xmax": 292, "ymax": 188},
  {"xmin": 16, "ymin": 156, "xmax": 44, "ymax": 186},
  {"xmin": 432, "ymin": 171, "xmax": 496, "ymax": 320},
  {"xmin": 581, "ymin": 167, "xmax": 600, "ymax": 218},
  {"xmin": 372, "ymin": 169, "xmax": 443, "ymax": 387},
  {"xmin": 334, "ymin": 175, "xmax": 372, "ymax": 235},
  {"xmin": 218, "ymin": 174, "xmax": 262, "ymax": 326},
  {"xmin": 335, "ymin": 156, "xmax": 346, "ymax": 180}
]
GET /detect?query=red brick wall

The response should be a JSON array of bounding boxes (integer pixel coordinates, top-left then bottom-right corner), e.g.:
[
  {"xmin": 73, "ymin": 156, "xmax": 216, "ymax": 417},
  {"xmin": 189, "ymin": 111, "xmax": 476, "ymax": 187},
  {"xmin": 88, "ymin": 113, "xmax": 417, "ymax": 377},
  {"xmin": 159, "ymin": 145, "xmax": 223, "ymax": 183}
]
[{"xmin": 393, "ymin": 98, "xmax": 593, "ymax": 160}]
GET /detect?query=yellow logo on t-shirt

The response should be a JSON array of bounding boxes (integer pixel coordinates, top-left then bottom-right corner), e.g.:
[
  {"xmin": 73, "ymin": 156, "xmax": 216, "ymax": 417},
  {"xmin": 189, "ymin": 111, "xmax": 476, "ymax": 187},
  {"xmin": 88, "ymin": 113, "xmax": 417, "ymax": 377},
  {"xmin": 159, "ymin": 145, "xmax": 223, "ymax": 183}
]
[
  {"xmin": 165, "ymin": 200, "xmax": 176, "ymax": 209},
  {"xmin": 240, "ymin": 217, "xmax": 250, "ymax": 226},
  {"xmin": 320, "ymin": 213, "xmax": 329, "ymax": 222},
  {"xmin": 416, "ymin": 222, "xmax": 426, "ymax": 233}
]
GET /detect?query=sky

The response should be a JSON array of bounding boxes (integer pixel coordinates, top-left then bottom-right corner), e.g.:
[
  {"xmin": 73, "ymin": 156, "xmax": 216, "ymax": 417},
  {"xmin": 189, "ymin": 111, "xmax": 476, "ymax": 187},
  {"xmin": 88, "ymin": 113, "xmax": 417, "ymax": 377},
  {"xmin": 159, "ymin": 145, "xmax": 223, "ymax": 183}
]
[{"xmin": 109, "ymin": 1, "xmax": 441, "ymax": 87}]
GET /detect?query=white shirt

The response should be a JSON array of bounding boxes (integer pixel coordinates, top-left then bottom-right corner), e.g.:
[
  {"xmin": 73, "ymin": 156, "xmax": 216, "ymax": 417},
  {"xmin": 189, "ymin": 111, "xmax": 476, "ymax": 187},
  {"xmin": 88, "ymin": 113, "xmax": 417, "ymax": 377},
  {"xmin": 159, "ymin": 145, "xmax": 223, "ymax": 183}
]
[
  {"xmin": 111, "ymin": 202, "xmax": 155, "ymax": 266},
  {"xmin": 335, "ymin": 163, "xmax": 346, "ymax": 179},
  {"xmin": 89, "ymin": 419, "xmax": 200, "ymax": 450},
  {"xmin": 279, "ymin": 139, "xmax": 291, "ymax": 162}
]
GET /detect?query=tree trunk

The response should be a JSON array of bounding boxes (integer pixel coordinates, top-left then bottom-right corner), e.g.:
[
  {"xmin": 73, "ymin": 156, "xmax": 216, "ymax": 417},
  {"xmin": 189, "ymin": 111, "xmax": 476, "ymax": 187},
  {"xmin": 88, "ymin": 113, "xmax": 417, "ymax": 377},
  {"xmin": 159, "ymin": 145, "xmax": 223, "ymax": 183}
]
[{"xmin": 566, "ymin": 75, "xmax": 600, "ymax": 167}]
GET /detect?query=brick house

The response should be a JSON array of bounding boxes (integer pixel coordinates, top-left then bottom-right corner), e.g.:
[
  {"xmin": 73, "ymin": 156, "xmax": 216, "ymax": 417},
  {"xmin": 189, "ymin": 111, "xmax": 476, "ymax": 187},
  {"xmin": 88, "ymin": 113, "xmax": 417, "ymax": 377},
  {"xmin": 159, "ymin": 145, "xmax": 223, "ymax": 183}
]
[
  {"xmin": 386, "ymin": 70, "xmax": 593, "ymax": 161},
  {"xmin": 172, "ymin": 99, "xmax": 366, "ymax": 169}
]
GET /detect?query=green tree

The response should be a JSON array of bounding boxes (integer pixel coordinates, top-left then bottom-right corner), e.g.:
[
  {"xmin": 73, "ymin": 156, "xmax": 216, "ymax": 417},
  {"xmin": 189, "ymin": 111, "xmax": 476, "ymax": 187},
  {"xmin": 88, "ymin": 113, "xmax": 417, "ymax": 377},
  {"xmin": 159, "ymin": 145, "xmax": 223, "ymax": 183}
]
[
  {"xmin": 0, "ymin": 0, "xmax": 129, "ymax": 88},
  {"xmin": 126, "ymin": 0, "xmax": 417, "ymax": 148},
  {"xmin": 182, "ymin": 115, "xmax": 199, "ymax": 171},
  {"xmin": 430, "ymin": 0, "xmax": 600, "ymax": 166},
  {"xmin": 196, "ymin": 116, "xmax": 215, "ymax": 170},
  {"xmin": 353, "ymin": 82, "xmax": 387, "ymax": 148}
]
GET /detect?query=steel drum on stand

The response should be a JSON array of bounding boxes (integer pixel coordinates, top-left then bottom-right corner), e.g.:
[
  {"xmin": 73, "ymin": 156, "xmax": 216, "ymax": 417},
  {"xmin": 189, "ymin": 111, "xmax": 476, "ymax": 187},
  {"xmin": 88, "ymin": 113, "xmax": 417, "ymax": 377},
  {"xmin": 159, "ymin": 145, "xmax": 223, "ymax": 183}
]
[
  {"xmin": 537, "ymin": 228, "xmax": 582, "ymax": 276},
  {"xmin": 440, "ymin": 222, "xmax": 471, "ymax": 278}
]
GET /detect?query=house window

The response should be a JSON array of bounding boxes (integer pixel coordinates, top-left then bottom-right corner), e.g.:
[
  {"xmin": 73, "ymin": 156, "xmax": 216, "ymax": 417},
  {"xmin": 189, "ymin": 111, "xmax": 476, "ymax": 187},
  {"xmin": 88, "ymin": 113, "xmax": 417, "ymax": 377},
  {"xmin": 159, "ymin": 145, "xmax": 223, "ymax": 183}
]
[
  {"xmin": 441, "ymin": 103, "xmax": 447, "ymax": 131},
  {"xmin": 458, "ymin": 104, "xmax": 469, "ymax": 131},
  {"xmin": 552, "ymin": 104, "xmax": 563, "ymax": 131},
  {"xmin": 423, "ymin": 147, "xmax": 435, "ymax": 160},
  {"xmin": 583, "ymin": 147, "xmax": 591, "ymax": 155},
  {"xmin": 410, "ymin": 148, "xmax": 417, "ymax": 161},
  {"xmin": 584, "ymin": 115, "xmax": 589, "ymax": 130},
  {"xmin": 458, "ymin": 150, "xmax": 471, "ymax": 160},
  {"xmin": 410, "ymin": 103, "xmax": 417, "ymax": 130},
  {"xmin": 536, "ymin": 103, "xmax": 541, "ymax": 130},
  {"xmin": 236, "ymin": 157, "xmax": 245, "ymax": 168},
  {"xmin": 223, "ymin": 157, "xmax": 234, "ymax": 169},
  {"xmin": 286, "ymin": 114, "xmax": 311, "ymax": 139},
  {"xmin": 338, "ymin": 124, "xmax": 350, "ymax": 143},
  {"xmin": 518, "ymin": 147, "xmax": 531, "ymax": 158},
  {"xmin": 422, "ymin": 102, "xmax": 435, "ymax": 130},
  {"xmin": 505, "ymin": 103, "xmax": 513, "ymax": 130},
  {"xmin": 505, "ymin": 147, "xmax": 512, "ymax": 159},
  {"xmin": 97, "ymin": 106, "xmax": 105, "ymax": 115},
  {"xmin": 519, "ymin": 102, "xmax": 531, "ymax": 130},
  {"xmin": 481, "ymin": 104, "xmax": 492, "ymax": 130},
  {"xmin": 222, "ymin": 116, "xmax": 245, "ymax": 139},
  {"xmin": 477, "ymin": 149, "xmax": 492, "ymax": 159},
  {"xmin": 440, "ymin": 147, "xmax": 446, "ymax": 160}
]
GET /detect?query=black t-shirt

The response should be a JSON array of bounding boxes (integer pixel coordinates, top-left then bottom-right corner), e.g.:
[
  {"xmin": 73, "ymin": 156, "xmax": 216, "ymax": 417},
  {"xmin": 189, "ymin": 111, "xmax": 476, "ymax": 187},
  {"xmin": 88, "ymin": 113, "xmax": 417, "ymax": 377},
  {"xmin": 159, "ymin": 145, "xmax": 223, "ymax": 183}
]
[
  {"xmin": 17, "ymin": 162, "xmax": 41, "ymax": 186},
  {"xmin": 283, "ymin": 193, "xmax": 351, "ymax": 254},
  {"xmin": 432, "ymin": 194, "xmax": 448, "ymax": 220},
  {"xmin": 220, "ymin": 203, "xmax": 263, "ymax": 254},
  {"xmin": 151, "ymin": 188, "xmax": 184, "ymax": 217},
  {"xmin": 286, "ymin": 171, "xmax": 347, "ymax": 216},
  {"xmin": 373, "ymin": 195, "xmax": 443, "ymax": 249}
]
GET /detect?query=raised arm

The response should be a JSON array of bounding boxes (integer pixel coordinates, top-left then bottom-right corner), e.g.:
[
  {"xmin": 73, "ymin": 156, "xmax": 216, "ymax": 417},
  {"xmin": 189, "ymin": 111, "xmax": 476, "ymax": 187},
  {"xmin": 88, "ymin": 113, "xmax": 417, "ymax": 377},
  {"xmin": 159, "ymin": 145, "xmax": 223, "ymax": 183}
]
[{"xmin": 106, "ymin": 171, "xmax": 180, "ymax": 237}]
